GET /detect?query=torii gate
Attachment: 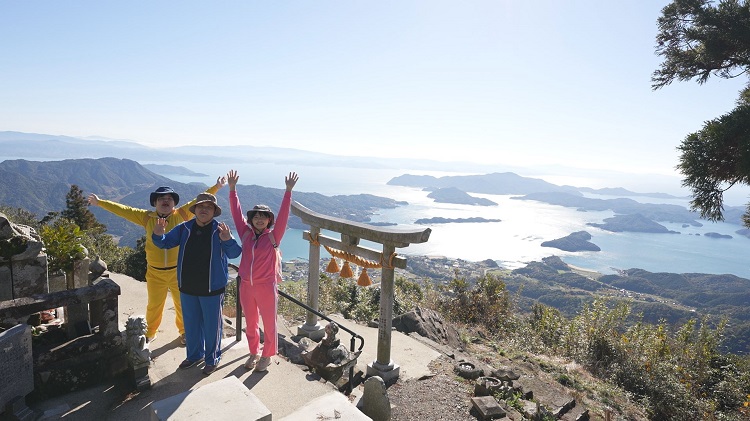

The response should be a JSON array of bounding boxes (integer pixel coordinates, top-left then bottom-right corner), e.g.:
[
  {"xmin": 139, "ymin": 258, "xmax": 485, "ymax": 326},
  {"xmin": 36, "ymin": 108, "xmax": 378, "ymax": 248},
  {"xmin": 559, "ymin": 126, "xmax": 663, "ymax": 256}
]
[{"xmin": 291, "ymin": 201, "xmax": 431, "ymax": 381}]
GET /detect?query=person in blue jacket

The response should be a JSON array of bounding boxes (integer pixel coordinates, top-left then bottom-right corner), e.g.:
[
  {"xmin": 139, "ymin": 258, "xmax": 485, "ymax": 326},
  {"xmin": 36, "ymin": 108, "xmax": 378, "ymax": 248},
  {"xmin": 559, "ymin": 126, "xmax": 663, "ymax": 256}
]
[{"xmin": 152, "ymin": 192, "xmax": 242, "ymax": 375}]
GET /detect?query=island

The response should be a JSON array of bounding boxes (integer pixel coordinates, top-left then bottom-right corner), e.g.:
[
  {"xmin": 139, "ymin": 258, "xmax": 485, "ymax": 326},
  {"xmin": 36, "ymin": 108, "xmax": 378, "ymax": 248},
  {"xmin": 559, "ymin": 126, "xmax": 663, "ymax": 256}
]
[
  {"xmin": 586, "ymin": 214, "xmax": 680, "ymax": 234},
  {"xmin": 425, "ymin": 187, "xmax": 497, "ymax": 206},
  {"xmin": 541, "ymin": 231, "xmax": 601, "ymax": 252},
  {"xmin": 414, "ymin": 217, "xmax": 501, "ymax": 224},
  {"xmin": 705, "ymin": 232, "xmax": 732, "ymax": 239}
]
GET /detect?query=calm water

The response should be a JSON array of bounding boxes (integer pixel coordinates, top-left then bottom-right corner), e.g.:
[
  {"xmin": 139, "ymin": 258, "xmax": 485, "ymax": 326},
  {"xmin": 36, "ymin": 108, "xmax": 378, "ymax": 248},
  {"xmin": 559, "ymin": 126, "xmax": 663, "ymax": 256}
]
[{"xmin": 147, "ymin": 161, "xmax": 750, "ymax": 278}]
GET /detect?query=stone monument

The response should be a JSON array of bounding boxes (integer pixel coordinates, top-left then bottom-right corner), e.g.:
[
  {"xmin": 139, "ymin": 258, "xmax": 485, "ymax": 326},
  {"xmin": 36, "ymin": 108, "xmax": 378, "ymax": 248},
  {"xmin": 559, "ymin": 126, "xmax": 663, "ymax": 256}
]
[
  {"xmin": 0, "ymin": 213, "xmax": 48, "ymax": 302},
  {"xmin": 125, "ymin": 315, "xmax": 151, "ymax": 390},
  {"xmin": 0, "ymin": 324, "xmax": 35, "ymax": 420}
]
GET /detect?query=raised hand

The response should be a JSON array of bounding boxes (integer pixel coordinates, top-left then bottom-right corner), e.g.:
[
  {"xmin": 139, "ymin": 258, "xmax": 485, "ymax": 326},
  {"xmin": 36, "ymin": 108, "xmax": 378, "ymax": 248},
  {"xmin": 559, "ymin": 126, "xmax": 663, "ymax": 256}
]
[
  {"xmin": 88, "ymin": 193, "xmax": 100, "ymax": 206},
  {"xmin": 154, "ymin": 218, "xmax": 168, "ymax": 236},
  {"xmin": 215, "ymin": 176, "xmax": 227, "ymax": 189},
  {"xmin": 227, "ymin": 170, "xmax": 239, "ymax": 191},
  {"xmin": 218, "ymin": 222, "xmax": 232, "ymax": 241},
  {"xmin": 285, "ymin": 171, "xmax": 299, "ymax": 192}
]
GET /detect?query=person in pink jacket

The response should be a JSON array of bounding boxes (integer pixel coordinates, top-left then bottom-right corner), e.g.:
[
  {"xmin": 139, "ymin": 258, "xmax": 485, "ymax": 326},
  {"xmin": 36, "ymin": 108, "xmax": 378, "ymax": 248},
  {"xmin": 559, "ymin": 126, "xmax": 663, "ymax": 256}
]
[{"xmin": 227, "ymin": 169, "xmax": 298, "ymax": 372}]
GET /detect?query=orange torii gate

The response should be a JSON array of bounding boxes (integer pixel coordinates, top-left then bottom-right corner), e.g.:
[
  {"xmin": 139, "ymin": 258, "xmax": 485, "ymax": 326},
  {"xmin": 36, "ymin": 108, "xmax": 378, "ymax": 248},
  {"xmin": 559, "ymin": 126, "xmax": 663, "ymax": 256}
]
[{"xmin": 291, "ymin": 201, "xmax": 431, "ymax": 381}]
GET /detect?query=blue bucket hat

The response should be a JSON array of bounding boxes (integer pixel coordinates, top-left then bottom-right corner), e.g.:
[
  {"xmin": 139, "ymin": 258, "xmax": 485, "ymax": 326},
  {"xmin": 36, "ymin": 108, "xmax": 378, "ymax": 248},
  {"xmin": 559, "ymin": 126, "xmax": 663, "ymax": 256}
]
[{"xmin": 150, "ymin": 186, "xmax": 180, "ymax": 206}]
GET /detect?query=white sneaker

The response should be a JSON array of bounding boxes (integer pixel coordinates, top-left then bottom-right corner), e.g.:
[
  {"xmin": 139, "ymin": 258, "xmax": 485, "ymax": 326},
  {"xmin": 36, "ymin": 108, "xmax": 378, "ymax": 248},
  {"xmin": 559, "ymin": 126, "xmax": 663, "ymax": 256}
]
[
  {"xmin": 255, "ymin": 356, "xmax": 271, "ymax": 372},
  {"xmin": 244, "ymin": 355, "xmax": 259, "ymax": 370}
]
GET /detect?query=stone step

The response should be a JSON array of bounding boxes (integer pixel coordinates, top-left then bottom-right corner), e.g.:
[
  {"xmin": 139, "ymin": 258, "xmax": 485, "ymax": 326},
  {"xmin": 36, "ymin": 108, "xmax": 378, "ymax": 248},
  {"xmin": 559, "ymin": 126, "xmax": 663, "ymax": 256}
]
[{"xmin": 150, "ymin": 376, "xmax": 271, "ymax": 421}]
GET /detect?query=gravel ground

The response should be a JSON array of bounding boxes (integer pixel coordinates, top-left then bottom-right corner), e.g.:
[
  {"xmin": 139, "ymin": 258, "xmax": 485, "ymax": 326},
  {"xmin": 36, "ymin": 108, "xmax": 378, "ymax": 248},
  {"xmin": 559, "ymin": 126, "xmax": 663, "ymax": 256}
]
[{"xmin": 388, "ymin": 355, "xmax": 480, "ymax": 421}]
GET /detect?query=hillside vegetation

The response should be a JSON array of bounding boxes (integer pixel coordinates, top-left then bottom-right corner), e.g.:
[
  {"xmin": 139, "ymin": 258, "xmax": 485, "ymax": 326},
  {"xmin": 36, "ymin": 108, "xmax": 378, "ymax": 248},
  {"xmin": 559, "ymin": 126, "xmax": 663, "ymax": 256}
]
[{"xmin": 273, "ymin": 266, "xmax": 750, "ymax": 420}]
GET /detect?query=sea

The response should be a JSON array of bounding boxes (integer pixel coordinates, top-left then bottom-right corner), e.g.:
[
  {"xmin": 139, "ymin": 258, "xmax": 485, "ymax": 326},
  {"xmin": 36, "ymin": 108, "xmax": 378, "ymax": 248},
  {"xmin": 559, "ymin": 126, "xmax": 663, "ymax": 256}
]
[{"xmin": 148, "ymin": 160, "xmax": 750, "ymax": 279}]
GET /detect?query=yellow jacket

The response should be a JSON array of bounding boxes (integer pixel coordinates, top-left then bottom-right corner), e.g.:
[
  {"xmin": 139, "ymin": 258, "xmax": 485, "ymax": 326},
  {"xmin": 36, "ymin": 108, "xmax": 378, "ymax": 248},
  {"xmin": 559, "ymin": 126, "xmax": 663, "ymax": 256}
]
[{"xmin": 97, "ymin": 184, "xmax": 220, "ymax": 268}]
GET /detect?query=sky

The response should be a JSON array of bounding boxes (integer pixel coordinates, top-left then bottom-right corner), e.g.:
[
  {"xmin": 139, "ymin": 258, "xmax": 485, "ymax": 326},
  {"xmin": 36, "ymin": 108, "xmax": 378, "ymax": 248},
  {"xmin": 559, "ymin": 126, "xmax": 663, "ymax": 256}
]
[{"xmin": 1, "ymin": 1, "xmax": 748, "ymax": 179}]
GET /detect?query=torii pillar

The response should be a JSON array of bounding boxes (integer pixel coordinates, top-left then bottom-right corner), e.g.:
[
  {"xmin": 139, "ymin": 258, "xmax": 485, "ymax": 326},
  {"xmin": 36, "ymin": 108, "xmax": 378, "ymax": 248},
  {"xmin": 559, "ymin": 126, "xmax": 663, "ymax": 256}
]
[{"xmin": 291, "ymin": 202, "xmax": 431, "ymax": 381}]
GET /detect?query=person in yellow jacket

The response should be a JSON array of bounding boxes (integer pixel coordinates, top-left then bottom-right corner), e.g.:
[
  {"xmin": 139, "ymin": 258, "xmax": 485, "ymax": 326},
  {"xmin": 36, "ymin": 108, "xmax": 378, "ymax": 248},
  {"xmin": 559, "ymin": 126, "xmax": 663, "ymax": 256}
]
[{"xmin": 88, "ymin": 178, "xmax": 226, "ymax": 344}]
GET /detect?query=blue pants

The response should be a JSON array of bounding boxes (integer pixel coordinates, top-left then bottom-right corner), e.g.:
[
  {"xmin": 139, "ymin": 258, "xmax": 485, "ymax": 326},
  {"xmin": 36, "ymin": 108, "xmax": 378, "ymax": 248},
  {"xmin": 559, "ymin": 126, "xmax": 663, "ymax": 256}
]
[{"xmin": 180, "ymin": 292, "xmax": 224, "ymax": 366}]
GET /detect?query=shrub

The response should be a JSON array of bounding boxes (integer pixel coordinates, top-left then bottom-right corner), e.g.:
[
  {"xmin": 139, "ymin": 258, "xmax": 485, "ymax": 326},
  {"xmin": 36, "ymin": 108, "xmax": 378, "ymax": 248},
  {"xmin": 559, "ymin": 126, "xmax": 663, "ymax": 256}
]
[{"xmin": 39, "ymin": 218, "xmax": 86, "ymax": 274}]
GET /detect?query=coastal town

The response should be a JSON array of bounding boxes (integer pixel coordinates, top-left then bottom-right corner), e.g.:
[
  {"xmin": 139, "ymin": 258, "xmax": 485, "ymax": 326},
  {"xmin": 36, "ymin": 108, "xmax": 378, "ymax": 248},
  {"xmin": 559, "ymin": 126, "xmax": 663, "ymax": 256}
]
[{"xmin": 280, "ymin": 254, "xmax": 503, "ymax": 286}]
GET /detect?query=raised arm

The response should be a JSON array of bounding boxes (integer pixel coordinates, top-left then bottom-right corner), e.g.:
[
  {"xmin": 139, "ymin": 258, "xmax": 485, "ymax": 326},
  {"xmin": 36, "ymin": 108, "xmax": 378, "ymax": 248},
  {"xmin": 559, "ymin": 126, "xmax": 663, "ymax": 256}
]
[
  {"xmin": 175, "ymin": 175, "xmax": 227, "ymax": 220},
  {"xmin": 88, "ymin": 193, "xmax": 149, "ymax": 225},
  {"xmin": 273, "ymin": 172, "xmax": 298, "ymax": 243},
  {"xmin": 227, "ymin": 169, "xmax": 250, "ymax": 240}
]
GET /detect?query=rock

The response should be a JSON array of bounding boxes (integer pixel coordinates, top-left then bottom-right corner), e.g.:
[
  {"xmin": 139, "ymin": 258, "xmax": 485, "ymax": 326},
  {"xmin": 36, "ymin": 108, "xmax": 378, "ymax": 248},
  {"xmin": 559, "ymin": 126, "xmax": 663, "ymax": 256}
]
[
  {"xmin": 0, "ymin": 214, "xmax": 48, "ymax": 300},
  {"xmin": 392, "ymin": 306, "xmax": 463, "ymax": 350},
  {"xmin": 360, "ymin": 376, "xmax": 391, "ymax": 421},
  {"xmin": 89, "ymin": 256, "xmax": 108, "ymax": 281},
  {"xmin": 490, "ymin": 367, "xmax": 521, "ymax": 382},
  {"xmin": 470, "ymin": 396, "xmax": 506, "ymax": 420}
]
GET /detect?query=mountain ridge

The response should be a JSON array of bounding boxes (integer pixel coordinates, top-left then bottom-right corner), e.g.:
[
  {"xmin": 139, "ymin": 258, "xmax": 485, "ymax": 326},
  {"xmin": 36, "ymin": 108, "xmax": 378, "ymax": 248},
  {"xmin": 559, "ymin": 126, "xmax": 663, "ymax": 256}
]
[{"xmin": 0, "ymin": 158, "xmax": 405, "ymax": 248}]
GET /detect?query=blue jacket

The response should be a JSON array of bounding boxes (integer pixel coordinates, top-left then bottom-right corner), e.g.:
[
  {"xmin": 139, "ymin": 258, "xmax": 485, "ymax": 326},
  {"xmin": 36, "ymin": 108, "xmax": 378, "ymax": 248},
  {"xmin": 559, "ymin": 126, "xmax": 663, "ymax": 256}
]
[{"xmin": 152, "ymin": 218, "xmax": 242, "ymax": 293}]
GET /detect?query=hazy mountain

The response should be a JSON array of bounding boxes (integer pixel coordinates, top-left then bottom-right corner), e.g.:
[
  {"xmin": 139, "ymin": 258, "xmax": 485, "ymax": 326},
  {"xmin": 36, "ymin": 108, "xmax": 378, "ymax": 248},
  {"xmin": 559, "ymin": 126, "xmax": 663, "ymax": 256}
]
[
  {"xmin": 0, "ymin": 158, "xmax": 406, "ymax": 248},
  {"xmin": 0, "ymin": 130, "xmax": 503, "ymax": 173}
]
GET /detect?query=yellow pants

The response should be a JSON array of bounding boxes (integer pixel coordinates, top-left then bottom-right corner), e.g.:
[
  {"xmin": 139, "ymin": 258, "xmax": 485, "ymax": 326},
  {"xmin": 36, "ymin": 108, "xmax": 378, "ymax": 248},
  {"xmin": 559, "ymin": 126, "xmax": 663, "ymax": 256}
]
[{"xmin": 145, "ymin": 266, "xmax": 184, "ymax": 338}]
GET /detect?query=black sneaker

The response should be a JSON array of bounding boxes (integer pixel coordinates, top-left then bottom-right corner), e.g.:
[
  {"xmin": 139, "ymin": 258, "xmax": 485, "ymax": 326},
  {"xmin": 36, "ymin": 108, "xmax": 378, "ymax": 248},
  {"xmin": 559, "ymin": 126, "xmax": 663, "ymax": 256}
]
[
  {"xmin": 178, "ymin": 359, "xmax": 199, "ymax": 369},
  {"xmin": 202, "ymin": 364, "xmax": 218, "ymax": 375}
]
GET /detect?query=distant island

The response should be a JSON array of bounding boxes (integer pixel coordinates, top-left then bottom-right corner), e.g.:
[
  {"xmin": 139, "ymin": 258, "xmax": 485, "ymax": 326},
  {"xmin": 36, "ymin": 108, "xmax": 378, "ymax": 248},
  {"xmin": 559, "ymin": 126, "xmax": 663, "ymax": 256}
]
[
  {"xmin": 366, "ymin": 221, "xmax": 398, "ymax": 227},
  {"xmin": 387, "ymin": 171, "xmax": 745, "ymax": 227},
  {"xmin": 425, "ymin": 187, "xmax": 497, "ymax": 206},
  {"xmin": 705, "ymin": 232, "xmax": 732, "ymax": 239},
  {"xmin": 586, "ymin": 214, "xmax": 680, "ymax": 234},
  {"xmin": 576, "ymin": 186, "xmax": 684, "ymax": 200},
  {"xmin": 541, "ymin": 231, "xmax": 600, "ymax": 252},
  {"xmin": 414, "ymin": 217, "xmax": 501, "ymax": 224},
  {"xmin": 143, "ymin": 164, "xmax": 208, "ymax": 177}
]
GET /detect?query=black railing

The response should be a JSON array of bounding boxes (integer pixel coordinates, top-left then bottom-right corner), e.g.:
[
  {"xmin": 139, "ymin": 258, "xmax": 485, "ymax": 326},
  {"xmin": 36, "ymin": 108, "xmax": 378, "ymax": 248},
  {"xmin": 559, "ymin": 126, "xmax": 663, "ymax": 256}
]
[{"xmin": 227, "ymin": 263, "xmax": 365, "ymax": 393}]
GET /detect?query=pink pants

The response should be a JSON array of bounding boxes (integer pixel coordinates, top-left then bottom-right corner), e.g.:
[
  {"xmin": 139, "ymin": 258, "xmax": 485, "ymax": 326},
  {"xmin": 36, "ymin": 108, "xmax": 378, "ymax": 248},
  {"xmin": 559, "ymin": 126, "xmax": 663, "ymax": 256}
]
[{"xmin": 239, "ymin": 281, "xmax": 278, "ymax": 357}]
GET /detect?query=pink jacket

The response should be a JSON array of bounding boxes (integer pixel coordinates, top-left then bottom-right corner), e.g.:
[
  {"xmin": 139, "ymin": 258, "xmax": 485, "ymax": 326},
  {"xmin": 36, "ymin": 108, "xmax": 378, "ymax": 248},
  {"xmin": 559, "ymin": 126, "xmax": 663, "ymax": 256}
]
[{"xmin": 229, "ymin": 190, "xmax": 291, "ymax": 285}]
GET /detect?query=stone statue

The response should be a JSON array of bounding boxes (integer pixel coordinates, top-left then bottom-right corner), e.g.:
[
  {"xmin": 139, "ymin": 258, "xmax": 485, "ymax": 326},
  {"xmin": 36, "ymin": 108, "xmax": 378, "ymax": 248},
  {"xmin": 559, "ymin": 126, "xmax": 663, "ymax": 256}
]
[
  {"xmin": 302, "ymin": 321, "xmax": 359, "ymax": 383},
  {"xmin": 125, "ymin": 315, "xmax": 151, "ymax": 367},
  {"xmin": 322, "ymin": 321, "xmax": 340, "ymax": 348}
]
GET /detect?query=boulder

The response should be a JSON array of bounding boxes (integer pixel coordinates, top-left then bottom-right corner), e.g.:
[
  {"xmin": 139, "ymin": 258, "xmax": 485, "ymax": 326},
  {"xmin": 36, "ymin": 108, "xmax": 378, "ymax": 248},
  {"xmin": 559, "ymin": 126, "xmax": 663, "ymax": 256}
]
[{"xmin": 392, "ymin": 306, "xmax": 463, "ymax": 350}]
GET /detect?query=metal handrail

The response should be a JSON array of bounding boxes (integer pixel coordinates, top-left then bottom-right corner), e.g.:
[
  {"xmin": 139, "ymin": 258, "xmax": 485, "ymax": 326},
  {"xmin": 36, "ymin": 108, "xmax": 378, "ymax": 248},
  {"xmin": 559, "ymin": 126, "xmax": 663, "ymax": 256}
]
[
  {"xmin": 227, "ymin": 263, "xmax": 365, "ymax": 393},
  {"xmin": 276, "ymin": 288, "xmax": 365, "ymax": 353}
]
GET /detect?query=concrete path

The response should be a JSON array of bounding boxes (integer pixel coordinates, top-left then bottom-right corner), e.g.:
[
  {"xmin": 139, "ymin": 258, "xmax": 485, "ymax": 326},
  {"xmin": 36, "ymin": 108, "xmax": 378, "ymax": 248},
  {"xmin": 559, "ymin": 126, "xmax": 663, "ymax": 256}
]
[{"xmin": 30, "ymin": 272, "xmax": 441, "ymax": 420}]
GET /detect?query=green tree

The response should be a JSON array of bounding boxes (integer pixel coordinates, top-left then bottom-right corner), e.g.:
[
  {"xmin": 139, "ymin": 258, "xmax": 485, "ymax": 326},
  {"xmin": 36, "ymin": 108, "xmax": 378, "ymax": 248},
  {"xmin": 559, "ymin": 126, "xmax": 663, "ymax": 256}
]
[
  {"xmin": 40, "ymin": 218, "xmax": 86, "ymax": 274},
  {"xmin": 122, "ymin": 235, "xmax": 147, "ymax": 282},
  {"xmin": 0, "ymin": 206, "xmax": 39, "ymax": 228},
  {"xmin": 653, "ymin": 0, "xmax": 750, "ymax": 224},
  {"xmin": 61, "ymin": 185, "xmax": 105, "ymax": 232}
]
